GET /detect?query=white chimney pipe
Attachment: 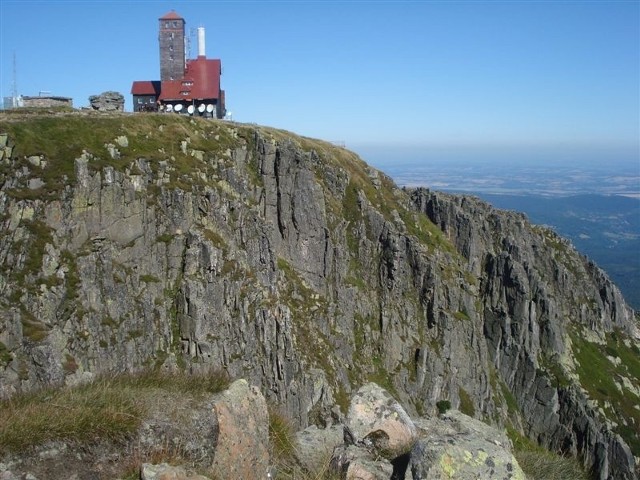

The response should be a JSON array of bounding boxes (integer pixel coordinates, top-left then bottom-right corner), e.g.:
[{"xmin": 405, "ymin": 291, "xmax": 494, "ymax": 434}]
[{"xmin": 197, "ymin": 27, "xmax": 206, "ymax": 57}]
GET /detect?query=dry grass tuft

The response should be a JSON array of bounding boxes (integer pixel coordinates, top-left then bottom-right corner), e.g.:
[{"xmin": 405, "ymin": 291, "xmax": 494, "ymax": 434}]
[
  {"xmin": 267, "ymin": 405, "xmax": 342, "ymax": 480},
  {"xmin": 0, "ymin": 369, "xmax": 230, "ymax": 454},
  {"xmin": 514, "ymin": 449, "xmax": 591, "ymax": 480}
]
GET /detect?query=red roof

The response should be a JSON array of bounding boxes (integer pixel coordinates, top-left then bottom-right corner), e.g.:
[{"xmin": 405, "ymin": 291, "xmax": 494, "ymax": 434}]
[
  {"xmin": 157, "ymin": 80, "xmax": 186, "ymax": 101},
  {"xmin": 158, "ymin": 58, "xmax": 221, "ymax": 101},
  {"xmin": 159, "ymin": 11, "xmax": 183, "ymax": 20},
  {"xmin": 131, "ymin": 81, "xmax": 161, "ymax": 95}
]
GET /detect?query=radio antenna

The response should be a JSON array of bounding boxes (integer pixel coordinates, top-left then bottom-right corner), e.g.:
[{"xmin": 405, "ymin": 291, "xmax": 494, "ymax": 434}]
[{"xmin": 11, "ymin": 52, "xmax": 18, "ymax": 107}]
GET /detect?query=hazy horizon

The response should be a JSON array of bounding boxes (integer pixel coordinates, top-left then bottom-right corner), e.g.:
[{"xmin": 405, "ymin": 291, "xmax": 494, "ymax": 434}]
[{"xmin": 354, "ymin": 144, "xmax": 640, "ymax": 197}]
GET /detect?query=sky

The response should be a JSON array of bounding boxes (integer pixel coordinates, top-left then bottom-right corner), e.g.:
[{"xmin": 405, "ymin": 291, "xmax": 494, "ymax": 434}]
[{"xmin": 0, "ymin": 0, "xmax": 638, "ymax": 166}]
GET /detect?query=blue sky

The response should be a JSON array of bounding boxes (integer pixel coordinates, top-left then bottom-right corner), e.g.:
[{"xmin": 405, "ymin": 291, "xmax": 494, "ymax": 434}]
[{"xmin": 0, "ymin": 0, "xmax": 638, "ymax": 165}]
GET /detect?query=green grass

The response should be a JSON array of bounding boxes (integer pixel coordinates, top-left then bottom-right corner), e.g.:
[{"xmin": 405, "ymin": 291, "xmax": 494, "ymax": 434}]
[
  {"xmin": 0, "ymin": 113, "xmax": 253, "ymax": 200},
  {"xmin": 507, "ymin": 427, "xmax": 590, "ymax": 480},
  {"xmin": 499, "ymin": 379, "xmax": 519, "ymax": 415},
  {"xmin": 570, "ymin": 330, "xmax": 640, "ymax": 455},
  {"xmin": 515, "ymin": 450, "xmax": 590, "ymax": 480},
  {"xmin": 399, "ymin": 208, "xmax": 457, "ymax": 255},
  {"xmin": 20, "ymin": 309, "xmax": 50, "ymax": 342},
  {"xmin": 12, "ymin": 219, "xmax": 54, "ymax": 287},
  {"xmin": 139, "ymin": 274, "xmax": 161, "ymax": 283},
  {"xmin": 156, "ymin": 233, "xmax": 173, "ymax": 243},
  {"xmin": 458, "ymin": 387, "xmax": 475, "ymax": 417},
  {"xmin": 453, "ymin": 310, "xmax": 470, "ymax": 321},
  {"xmin": 1, "ymin": 106, "xmax": 75, "ymax": 115},
  {"xmin": 0, "ymin": 369, "xmax": 230, "ymax": 454},
  {"xmin": 267, "ymin": 405, "xmax": 342, "ymax": 480},
  {"xmin": 203, "ymin": 227, "xmax": 227, "ymax": 251},
  {"xmin": 268, "ymin": 404, "xmax": 297, "ymax": 462}
]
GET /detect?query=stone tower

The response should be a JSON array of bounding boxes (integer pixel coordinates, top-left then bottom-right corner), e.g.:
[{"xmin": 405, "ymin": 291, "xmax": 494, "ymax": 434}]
[{"xmin": 158, "ymin": 11, "xmax": 186, "ymax": 81}]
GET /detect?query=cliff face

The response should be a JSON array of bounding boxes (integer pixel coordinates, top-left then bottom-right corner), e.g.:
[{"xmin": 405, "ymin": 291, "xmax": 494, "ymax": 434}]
[
  {"xmin": 0, "ymin": 113, "xmax": 637, "ymax": 478},
  {"xmin": 413, "ymin": 191, "xmax": 639, "ymax": 478}
]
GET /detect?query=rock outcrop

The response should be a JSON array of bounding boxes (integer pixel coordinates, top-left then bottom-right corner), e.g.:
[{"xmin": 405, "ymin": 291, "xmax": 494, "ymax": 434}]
[
  {"xmin": 345, "ymin": 382, "xmax": 417, "ymax": 456},
  {"xmin": 410, "ymin": 411, "xmax": 525, "ymax": 480},
  {"xmin": 0, "ymin": 113, "xmax": 637, "ymax": 478},
  {"xmin": 329, "ymin": 383, "xmax": 526, "ymax": 480},
  {"xmin": 88, "ymin": 91, "xmax": 124, "ymax": 111}
]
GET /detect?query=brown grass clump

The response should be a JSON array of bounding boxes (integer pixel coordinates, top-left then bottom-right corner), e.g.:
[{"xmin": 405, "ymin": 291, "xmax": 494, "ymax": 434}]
[
  {"xmin": 0, "ymin": 369, "xmax": 230, "ymax": 454},
  {"xmin": 514, "ymin": 450, "xmax": 590, "ymax": 480}
]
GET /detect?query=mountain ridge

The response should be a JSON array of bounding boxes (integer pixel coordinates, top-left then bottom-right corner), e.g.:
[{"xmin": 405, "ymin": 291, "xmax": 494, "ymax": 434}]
[
  {"xmin": 0, "ymin": 111, "xmax": 638, "ymax": 479},
  {"xmin": 460, "ymin": 192, "xmax": 640, "ymax": 310}
]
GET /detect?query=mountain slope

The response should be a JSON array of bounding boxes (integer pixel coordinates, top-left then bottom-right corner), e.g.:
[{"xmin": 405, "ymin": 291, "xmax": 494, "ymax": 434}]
[
  {"xmin": 474, "ymin": 193, "xmax": 640, "ymax": 310},
  {"xmin": 0, "ymin": 112, "xmax": 638, "ymax": 478}
]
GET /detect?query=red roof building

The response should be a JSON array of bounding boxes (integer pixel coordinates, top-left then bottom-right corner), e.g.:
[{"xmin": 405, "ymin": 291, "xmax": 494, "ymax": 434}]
[{"xmin": 130, "ymin": 11, "xmax": 225, "ymax": 117}]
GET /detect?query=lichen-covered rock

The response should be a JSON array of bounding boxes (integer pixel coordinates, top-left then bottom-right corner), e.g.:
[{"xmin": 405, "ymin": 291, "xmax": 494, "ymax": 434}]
[
  {"xmin": 211, "ymin": 379, "xmax": 270, "ymax": 479},
  {"xmin": 409, "ymin": 410, "xmax": 525, "ymax": 480},
  {"xmin": 0, "ymin": 470, "xmax": 18, "ymax": 480}
]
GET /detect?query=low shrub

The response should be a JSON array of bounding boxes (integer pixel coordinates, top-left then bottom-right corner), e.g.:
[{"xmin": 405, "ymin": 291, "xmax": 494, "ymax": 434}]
[{"xmin": 436, "ymin": 400, "xmax": 451, "ymax": 415}]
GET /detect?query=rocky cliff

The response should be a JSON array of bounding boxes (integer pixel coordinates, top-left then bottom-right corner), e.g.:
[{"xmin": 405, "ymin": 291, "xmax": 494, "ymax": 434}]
[{"xmin": 0, "ymin": 112, "xmax": 637, "ymax": 478}]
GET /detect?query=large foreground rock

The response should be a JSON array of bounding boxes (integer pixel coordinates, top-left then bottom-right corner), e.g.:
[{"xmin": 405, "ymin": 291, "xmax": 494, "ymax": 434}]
[
  {"xmin": 410, "ymin": 410, "xmax": 526, "ymax": 480},
  {"xmin": 330, "ymin": 384, "xmax": 526, "ymax": 480},
  {"xmin": 346, "ymin": 383, "xmax": 417, "ymax": 456},
  {"xmin": 295, "ymin": 424, "xmax": 344, "ymax": 472},
  {"xmin": 211, "ymin": 379, "xmax": 270, "ymax": 479}
]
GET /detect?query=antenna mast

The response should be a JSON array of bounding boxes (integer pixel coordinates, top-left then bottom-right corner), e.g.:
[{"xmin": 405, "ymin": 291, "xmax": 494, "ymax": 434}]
[{"xmin": 11, "ymin": 52, "xmax": 18, "ymax": 107}]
